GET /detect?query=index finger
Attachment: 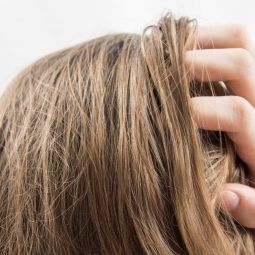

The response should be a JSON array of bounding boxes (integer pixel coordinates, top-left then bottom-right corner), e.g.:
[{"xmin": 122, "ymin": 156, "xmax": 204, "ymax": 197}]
[{"xmin": 195, "ymin": 24, "xmax": 255, "ymax": 58}]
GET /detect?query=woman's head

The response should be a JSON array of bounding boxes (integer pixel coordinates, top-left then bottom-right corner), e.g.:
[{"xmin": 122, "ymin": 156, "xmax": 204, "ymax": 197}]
[{"xmin": 0, "ymin": 13, "xmax": 253, "ymax": 254}]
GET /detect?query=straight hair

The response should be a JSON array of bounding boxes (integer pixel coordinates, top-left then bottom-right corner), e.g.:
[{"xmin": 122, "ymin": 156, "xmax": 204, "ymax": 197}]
[{"xmin": 0, "ymin": 12, "xmax": 253, "ymax": 254}]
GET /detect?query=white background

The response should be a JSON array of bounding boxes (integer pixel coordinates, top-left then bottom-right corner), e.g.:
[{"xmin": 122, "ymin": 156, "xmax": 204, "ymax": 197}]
[{"xmin": 0, "ymin": 0, "xmax": 255, "ymax": 95}]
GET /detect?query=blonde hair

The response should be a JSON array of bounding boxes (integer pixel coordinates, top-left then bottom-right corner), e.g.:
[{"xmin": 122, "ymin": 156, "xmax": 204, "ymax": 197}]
[{"xmin": 0, "ymin": 13, "xmax": 253, "ymax": 254}]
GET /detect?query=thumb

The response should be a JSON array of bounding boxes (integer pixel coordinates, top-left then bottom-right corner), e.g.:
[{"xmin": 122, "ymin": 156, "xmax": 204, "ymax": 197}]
[{"xmin": 220, "ymin": 183, "xmax": 255, "ymax": 228}]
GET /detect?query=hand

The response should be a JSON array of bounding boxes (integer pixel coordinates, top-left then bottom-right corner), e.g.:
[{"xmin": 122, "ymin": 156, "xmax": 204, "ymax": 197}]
[{"xmin": 185, "ymin": 24, "xmax": 255, "ymax": 228}]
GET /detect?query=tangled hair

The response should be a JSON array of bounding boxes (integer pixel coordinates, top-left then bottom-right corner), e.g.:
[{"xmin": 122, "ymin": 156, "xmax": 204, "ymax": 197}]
[{"xmin": 0, "ymin": 13, "xmax": 254, "ymax": 254}]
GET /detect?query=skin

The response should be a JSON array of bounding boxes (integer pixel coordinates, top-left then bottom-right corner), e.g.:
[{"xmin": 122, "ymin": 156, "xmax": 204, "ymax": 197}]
[{"xmin": 185, "ymin": 24, "xmax": 255, "ymax": 229}]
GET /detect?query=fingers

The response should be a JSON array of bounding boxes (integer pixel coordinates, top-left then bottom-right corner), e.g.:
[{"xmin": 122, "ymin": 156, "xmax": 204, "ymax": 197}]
[
  {"xmin": 190, "ymin": 25, "xmax": 255, "ymax": 229},
  {"xmin": 190, "ymin": 96, "xmax": 255, "ymax": 133},
  {"xmin": 185, "ymin": 48, "xmax": 255, "ymax": 106},
  {"xmin": 219, "ymin": 183, "xmax": 255, "ymax": 228},
  {"xmin": 191, "ymin": 96, "xmax": 255, "ymax": 176},
  {"xmin": 196, "ymin": 24, "xmax": 255, "ymax": 58},
  {"xmin": 191, "ymin": 96, "xmax": 244, "ymax": 132}
]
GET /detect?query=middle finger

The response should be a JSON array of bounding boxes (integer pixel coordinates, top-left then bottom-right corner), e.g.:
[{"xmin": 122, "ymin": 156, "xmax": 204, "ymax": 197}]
[{"xmin": 185, "ymin": 48, "xmax": 255, "ymax": 106}]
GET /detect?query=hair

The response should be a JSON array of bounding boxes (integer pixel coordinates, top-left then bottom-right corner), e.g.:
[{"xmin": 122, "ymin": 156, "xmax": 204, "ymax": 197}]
[{"xmin": 0, "ymin": 12, "xmax": 253, "ymax": 255}]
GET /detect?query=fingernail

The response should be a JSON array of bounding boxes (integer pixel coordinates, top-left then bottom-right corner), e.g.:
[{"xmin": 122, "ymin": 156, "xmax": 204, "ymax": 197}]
[{"xmin": 222, "ymin": 190, "xmax": 240, "ymax": 212}]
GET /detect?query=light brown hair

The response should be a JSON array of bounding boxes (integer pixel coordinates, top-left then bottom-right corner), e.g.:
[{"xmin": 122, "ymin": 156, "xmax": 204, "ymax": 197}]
[{"xmin": 0, "ymin": 13, "xmax": 254, "ymax": 254}]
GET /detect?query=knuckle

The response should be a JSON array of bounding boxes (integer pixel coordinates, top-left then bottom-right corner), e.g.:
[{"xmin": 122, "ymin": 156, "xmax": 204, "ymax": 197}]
[
  {"xmin": 231, "ymin": 24, "xmax": 250, "ymax": 47},
  {"xmin": 231, "ymin": 96, "xmax": 254, "ymax": 127},
  {"xmin": 233, "ymin": 48, "xmax": 254, "ymax": 76}
]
